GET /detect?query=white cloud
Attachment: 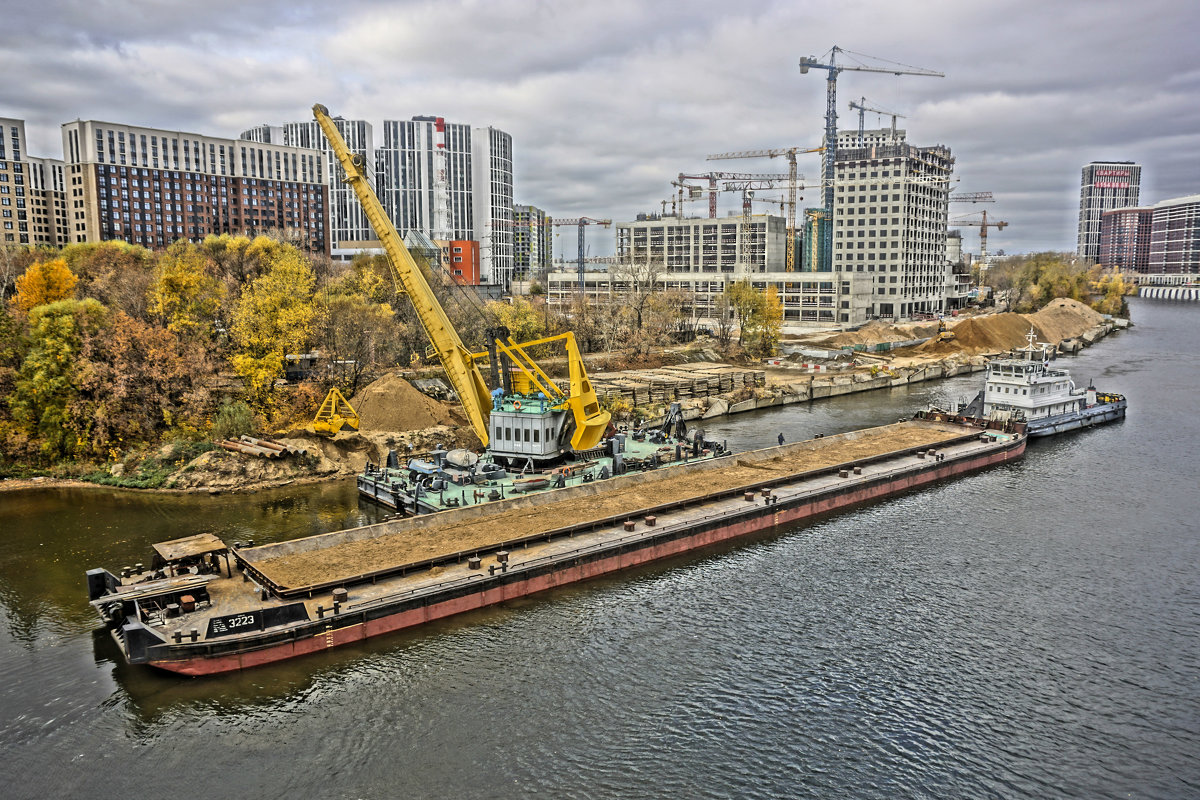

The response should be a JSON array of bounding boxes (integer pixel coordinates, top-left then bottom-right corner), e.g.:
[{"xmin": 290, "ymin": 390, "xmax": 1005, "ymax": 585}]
[{"xmin": 2, "ymin": 0, "xmax": 1198, "ymax": 254}]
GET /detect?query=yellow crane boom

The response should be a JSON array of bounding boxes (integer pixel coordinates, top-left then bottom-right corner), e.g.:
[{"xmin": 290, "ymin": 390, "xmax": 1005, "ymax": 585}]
[
  {"xmin": 313, "ymin": 104, "xmax": 610, "ymax": 453},
  {"xmin": 313, "ymin": 104, "xmax": 494, "ymax": 446}
]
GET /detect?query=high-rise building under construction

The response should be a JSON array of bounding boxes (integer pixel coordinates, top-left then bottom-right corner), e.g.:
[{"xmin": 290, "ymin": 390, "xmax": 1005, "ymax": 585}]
[{"xmin": 832, "ymin": 128, "xmax": 955, "ymax": 321}]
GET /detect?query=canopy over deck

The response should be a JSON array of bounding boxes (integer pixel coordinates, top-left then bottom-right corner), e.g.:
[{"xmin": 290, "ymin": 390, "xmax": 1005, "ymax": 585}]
[{"xmin": 153, "ymin": 533, "xmax": 228, "ymax": 563}]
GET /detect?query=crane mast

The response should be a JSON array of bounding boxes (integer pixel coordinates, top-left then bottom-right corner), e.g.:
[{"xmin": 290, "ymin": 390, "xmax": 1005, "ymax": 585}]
[{"xmin": 313, "ymin": 104, "xmax": 494, "ymax": 445}]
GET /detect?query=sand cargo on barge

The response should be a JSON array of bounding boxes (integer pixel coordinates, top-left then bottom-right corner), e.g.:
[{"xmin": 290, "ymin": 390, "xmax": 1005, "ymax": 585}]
[{"xmin": 87, "ymin": 417, "xmax": 1026, "ymax": 676}]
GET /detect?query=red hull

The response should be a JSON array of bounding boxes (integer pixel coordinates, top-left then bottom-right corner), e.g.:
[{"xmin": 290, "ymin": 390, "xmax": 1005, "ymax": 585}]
[{"xmin": 153, "ymin": 436, "xmax": 1024, "ymax": 676}]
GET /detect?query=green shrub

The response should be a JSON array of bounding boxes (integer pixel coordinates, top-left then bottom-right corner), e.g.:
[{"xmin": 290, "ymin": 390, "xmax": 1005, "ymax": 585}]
[{"xmin": 212, "ymin": 400, "xmax": 255, "ymax": 440}]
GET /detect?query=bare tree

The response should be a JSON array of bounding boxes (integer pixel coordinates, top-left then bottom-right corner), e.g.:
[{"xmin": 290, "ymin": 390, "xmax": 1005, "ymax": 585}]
[
  {"xmin": 609, "ymin": 257, "xmax": 665, "ymax": 334},
  {"xmin": 0, "ymin": 244, "xmax": 34, "ymax": 301},
  {"xmin": 712, "ymin": 286, "xmax": 735, "ymax": 352}
]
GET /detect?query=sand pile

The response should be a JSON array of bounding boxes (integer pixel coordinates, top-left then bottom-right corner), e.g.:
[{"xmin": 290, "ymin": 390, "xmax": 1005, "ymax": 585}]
[
  {"xmin": 352, "ymin": 372, "xmax": 460, "ymax": 432},
  {"xmin": 934, "ymin": 312, "xmax": 1045, "ymax": 354},
  {"xmin": 1029, "ymin": 298, "xmax": 1105, "ymax": 343},
  {"xmin": 822, "ymin": 320, "xmax": 937, "ymax": 347},
  {"xmin": 914, "ymin": 300, "xmax": 1107, "ymax": 356},
  {"xmin": 254, "ymin": 421, "xmax": 967, "ymax": 588}
]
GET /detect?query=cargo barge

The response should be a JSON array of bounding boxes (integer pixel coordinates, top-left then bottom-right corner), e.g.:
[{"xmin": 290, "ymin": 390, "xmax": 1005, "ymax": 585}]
[{"xmin": 87, "ymin": 417, "xmax": 1026, "ymax": 676}]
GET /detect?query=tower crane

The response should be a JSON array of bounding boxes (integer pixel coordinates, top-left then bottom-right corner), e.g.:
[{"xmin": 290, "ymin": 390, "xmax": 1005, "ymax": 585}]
[
  {"xmin": 675, "ymin": 172, "xmax": 792, "ymax": 218},
  {"xmin": 549, "ymin": 217, "xmax": 612, "ymax": 292},
  {"xmin": 847, "ymin": 97, "xmax": 906, "ymax": 146},
  {"xmin": 799, "ymin": 46, "xmax": 944, "ymax": 271},
  {"xmin": 953, "ymin": 210, "xmax": 1008, "ymax": 268},
  {"xmin": 314, "ymin": 103, "xmax": 610, "ymax": 454},
  {"xmin": 708, "ymin": 147, "xmax": 819, "ymax": 272},
  {"xmin": 949, "ymin": 191, "xmax": 994, "ymax": 204}
]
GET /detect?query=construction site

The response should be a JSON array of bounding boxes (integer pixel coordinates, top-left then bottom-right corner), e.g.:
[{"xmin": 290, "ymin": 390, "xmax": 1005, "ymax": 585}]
[{"xmin": 544, "ymin": 47, "xmax": 1008, "ymax": 335}]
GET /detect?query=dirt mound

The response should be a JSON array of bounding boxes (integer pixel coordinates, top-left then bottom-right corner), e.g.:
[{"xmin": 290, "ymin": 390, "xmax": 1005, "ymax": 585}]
[
  {"xmin": 924, "ymin": 312, "xmax": 1042, "ymax": 354},
  {"xmin": 913, "ymin": 301, "xmax": 1104, "ymax": 356},
  {"xmin": 351, "ymin": 372, "xmax": 461, "ymax": 432},
  {"xmin": 822, "ymin": 319, "xmax": 937, "ymax": 347},
  {"xmin": 1029, "ymin": 298, "xmax": 1106, "ymax": 343}
]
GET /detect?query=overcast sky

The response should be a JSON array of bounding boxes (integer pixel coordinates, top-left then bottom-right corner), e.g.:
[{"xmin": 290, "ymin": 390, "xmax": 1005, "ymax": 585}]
[{"xmin": 3, "ymin": 0, "xmax": 1197, "ymax": 259}]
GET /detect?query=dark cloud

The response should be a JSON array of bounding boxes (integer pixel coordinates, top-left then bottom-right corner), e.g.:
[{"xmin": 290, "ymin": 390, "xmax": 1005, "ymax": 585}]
[{"xmin": 2, "ymin": 0, "xmax": 1196, "ymax": 256}]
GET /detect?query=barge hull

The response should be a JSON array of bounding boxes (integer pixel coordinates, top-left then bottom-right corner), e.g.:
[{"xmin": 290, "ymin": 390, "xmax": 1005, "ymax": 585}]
[
  {"xmin": 1027, "ymin": 400, "xmax": 1127, "ymax": 437},
  {"xmin": 149, "ymin": 430, "xmax": 1025, "ymax": 676}
]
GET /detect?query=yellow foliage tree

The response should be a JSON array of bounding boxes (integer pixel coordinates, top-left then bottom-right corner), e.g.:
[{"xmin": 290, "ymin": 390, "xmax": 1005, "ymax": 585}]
[
  {"xmin": 13, "ymin": 258, "xmax": 78, "ymax": 314},
  {"xmin": 229, "ymin": 244, "xmax": 317, "ymax": 407},
  {"xmin": 147, "ymin": 243, "xmax": 225, "ymax": 338},
  {"xmin": 724, "ymin": 280, "xmax": 782, "ymax": 357},
  {"xmin": 485, "ymin": 297, "xmax": 548, "ymax": 344}
]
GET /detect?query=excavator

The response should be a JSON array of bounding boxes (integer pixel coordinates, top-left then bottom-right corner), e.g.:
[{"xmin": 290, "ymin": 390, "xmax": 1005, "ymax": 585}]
[
  {"xmin": 312, "ymin": 104, "xmax": 610, "ymax": 463},
  {"xmin": 936, "ymin": 319, "xmax": 957, "ymax": 343}
]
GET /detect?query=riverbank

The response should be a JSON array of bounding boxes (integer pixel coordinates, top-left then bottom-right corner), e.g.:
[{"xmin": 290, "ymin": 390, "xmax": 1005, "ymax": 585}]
[{"xmin": 2, "ymin": 299, "xmax": 1119, "ymax": 496}]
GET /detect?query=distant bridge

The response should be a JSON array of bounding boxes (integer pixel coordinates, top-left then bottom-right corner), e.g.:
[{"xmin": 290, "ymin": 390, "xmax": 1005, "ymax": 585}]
[{"xmin": 1139, "ymin": 285, "xmax": 1200, "ymax": 301}]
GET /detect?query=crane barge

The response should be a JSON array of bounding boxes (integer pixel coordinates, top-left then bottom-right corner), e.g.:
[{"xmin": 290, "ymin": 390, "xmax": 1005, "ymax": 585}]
[{"xmin": 311, "ymin": 104, "xmax": 724, "ymax": 513}]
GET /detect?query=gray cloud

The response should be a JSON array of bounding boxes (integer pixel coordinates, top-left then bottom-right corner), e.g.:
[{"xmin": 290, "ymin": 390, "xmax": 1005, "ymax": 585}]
[{"xmin": 2, "ymin": 0, "xmax": 1196, "ymax": 257}]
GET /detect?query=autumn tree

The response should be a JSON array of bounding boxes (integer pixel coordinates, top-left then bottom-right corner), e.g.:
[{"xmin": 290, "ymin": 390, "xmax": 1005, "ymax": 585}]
[
  {"xmin": 751, "ymin": 286, "xmax": 783, "ymax": 357},
  {"xmin": 485, "ymin": 297, "xmax": 549, "ymax": 344},
  {"xmin": 13, "ymin": 258, "xmax": 78, "ymax": 315},
  {"xmin": 8, "ymin": 299, "xmax": 107, "ymax": 459},
  {"xmin": 726, "ymin": 280, "xmax": 759, "ymax": 347},
  {"xmin": 315, "ymin": 285, "xmax": 404, "ymax": 395},
  {"xmin": 1091, "ymin": 268, "xmax": 1132, "ymax": 317},
  {"xmin": 989, "ymin": 252, "xmax": 1090, "ymax": 313},
  {"xmin": 71, "ymin": 310, "xmax": 211, "ymax": 456},
  {"xmin": 60, "ymin": 242, "xmax": 155, "ymax": 320},
  {"xmin": 711, "ymin": 288, "xmax": 735, "ymax": 352},
  {"xmin": 0, "ymin": 243, "xmax": 39, "ymax": 301},
  {"xmin": 724, "ymin": 280, "xmax": 782, "ymax": 357},
  {"xmin": 229, "ymin": 243, "xmax": 317, "ymax": 407},
  {"xmin": 147, "ymin": 242, "xmax": 225, "ymax": 339},
  {"xmin": 610, "ymin": 258, "xmax": 665, "ymax": 334}
]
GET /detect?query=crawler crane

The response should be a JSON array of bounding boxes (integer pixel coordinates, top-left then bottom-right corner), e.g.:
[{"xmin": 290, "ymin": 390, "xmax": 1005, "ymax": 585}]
[{"xmin": 313, "ymin": 104, "xmax": 610, "ymax": 459}]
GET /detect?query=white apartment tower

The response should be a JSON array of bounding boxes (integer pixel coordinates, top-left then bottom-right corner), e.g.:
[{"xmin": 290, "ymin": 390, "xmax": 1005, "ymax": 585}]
[
  {"xmin": 1077, "ymin": 161, "xmax": 1141, "ymax": 262},
  {"xmin": 264, "ymin": 114, "xmax": 515, "ymax": 285},
  {"xmin": 0, "ymin": 117, "xmax": 69, "ymax": 246},
  {"xmin": 242, "ymin": 118, "xmax": 374, "ymax": 259}
]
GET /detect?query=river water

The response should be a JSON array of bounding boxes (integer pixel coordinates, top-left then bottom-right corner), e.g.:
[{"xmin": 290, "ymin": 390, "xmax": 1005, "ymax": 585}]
[{"xmin": 1, "ymin": 298, "xmax": 1196, "ymax": 799}]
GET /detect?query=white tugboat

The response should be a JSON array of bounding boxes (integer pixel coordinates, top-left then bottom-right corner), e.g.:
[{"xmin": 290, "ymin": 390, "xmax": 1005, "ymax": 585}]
[{"xmin": 972, "ymin": 329, "xmax": 1126, "ymax": 437}]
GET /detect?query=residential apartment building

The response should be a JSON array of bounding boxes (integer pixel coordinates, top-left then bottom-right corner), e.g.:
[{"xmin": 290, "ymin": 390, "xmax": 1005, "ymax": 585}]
[
  {"xmin": 830, "ymin": 128, "xmax": 955, "ymax": 322},
  {"xmin": 513, "ymin": 204, "xmax": 552, "ymax": 280},
  {"xmin": 1077, "ymin": 161, "xmax": 1141, "ymax": 262},
  {"xmin": 558, "ymin": 127, "xmax": 954, "ymax": 329},
  {"xmin": 1148, "ymin": 195, "xmax": 1200, "ymax": 274},
  {"xmin": 1098, "ymin": 206, "xmax": 1154, "ymax": 273},
  {"xmin": 0, "ymin": 117, "xmax": 69, "ymax": 246},
  {"xmin": 257, "ymin": 114, "xmax": 519, "ymax": 284},
  {"xmin": 242, "ymin": 118, "xmax": 373, "ymax": 259},
  {"xmin": 469, "ymin": 126, "xmax": 514, "ymax": 287},
  {"xmin": 62, "ymin": 120, "xmax": 329, "ymax": 253}
]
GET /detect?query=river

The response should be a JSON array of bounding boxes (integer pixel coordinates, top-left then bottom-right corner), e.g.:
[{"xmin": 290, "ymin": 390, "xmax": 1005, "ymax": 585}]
[{"xmin": 1, "ymin": 297, "xmax": 1196, "ymax": 799}]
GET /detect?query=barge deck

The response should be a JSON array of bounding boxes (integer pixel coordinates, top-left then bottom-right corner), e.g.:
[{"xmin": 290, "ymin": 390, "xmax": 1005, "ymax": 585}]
[{"xmin": 87, "ymin": 417, "xmax": 1025, "ymax": 676}]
